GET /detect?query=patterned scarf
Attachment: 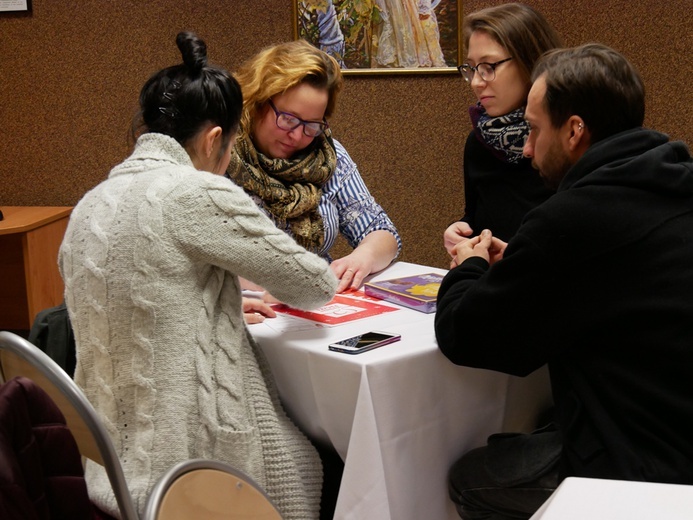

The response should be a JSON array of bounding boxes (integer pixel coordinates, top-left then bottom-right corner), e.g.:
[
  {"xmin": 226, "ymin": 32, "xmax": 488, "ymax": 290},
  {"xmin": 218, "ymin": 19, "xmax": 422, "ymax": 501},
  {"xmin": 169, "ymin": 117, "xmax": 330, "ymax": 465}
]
[
  {"xmin": 226, "ymin": 130, "xmax": 337, "ymax": 252},
  {"xmin": 469, "ymin": 103, "xmax": 530, "ymax": 164}
]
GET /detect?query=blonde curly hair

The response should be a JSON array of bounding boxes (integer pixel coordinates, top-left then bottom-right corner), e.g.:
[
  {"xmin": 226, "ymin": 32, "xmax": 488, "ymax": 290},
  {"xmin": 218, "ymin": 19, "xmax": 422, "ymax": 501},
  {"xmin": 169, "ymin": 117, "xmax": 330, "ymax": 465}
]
[{"xmin": 235, "ymin": 39, "xmax": 343, "ymax": 133}]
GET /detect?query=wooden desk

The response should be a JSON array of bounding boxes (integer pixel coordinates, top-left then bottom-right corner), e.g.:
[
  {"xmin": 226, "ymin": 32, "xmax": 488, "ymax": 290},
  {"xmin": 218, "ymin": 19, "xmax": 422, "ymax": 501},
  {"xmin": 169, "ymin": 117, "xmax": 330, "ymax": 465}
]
[{"xmin": 0, "ymin": 206, "xmax": 72, "ymax": 330}]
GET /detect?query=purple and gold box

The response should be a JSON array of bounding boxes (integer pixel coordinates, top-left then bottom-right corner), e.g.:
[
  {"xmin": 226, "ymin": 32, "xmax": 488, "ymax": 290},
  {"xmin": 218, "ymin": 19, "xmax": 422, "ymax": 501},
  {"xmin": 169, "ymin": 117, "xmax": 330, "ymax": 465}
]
[{"xmin": 364, "ymin": 272, "xmax": 444, "ymax": 313}]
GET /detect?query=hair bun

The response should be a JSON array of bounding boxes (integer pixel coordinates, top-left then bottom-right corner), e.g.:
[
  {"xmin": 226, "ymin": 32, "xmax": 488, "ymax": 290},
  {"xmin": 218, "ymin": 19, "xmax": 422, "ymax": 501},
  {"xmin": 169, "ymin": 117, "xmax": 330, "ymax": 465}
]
[{"xmin": 176, "ymin": 31, "xmax": 207, "ymax": 72}]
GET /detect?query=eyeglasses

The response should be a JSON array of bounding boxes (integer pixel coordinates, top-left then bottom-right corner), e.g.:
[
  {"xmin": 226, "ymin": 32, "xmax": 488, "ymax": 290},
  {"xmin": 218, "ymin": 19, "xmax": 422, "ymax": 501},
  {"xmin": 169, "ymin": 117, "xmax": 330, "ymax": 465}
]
[
  {"xmin": 458, "ymin": 57, "xmax": 513, "ymax": 83},
  {"xmin": 267, "ymin": 99, "xmax": 328, "ymax": 138}
]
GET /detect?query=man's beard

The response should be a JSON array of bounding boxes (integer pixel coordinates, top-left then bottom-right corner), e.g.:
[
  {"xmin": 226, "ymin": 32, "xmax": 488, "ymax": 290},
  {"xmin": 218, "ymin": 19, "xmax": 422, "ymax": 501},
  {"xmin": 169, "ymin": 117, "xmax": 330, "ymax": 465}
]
[{"xmin": 536, "ymin": 140, "xmax": 573, "ymax": 190}]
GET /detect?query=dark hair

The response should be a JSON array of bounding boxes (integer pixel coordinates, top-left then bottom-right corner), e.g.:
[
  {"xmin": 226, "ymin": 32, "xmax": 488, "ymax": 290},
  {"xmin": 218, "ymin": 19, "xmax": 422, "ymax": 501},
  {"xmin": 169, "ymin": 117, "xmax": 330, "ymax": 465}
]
[
  {"xmin": 463, "ymin": 3, "xmax": 562, "ymax": 84},
  {"xmin": 133, "ymin": 32, "xmax": 242, "ymax": 147},
  {"xmin": 532, "ymin": 44, "xmax": 645, "ymax": 143}
]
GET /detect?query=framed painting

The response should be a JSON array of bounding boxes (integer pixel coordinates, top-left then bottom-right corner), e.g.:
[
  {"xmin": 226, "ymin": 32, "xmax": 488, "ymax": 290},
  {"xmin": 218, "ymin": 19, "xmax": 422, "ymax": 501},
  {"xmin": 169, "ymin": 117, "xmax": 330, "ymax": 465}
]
[
  {"xmin": 0, "ymin": 0, "xmax": 32, "ymax": 13},
  {"xmin": 294, "ymin": 0, "xmax": 462, "ymax": 75}
]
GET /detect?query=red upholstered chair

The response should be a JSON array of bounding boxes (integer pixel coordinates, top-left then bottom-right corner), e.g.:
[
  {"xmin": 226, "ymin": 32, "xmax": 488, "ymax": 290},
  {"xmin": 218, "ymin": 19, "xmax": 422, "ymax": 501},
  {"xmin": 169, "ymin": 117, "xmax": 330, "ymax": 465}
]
[
  {"xmin": 0, "ymin": 331, "xmax": 137, "ymax": 520},
  {"xmin": 0, "ymin": 376, "xmax": 97, "ymax": 519}
]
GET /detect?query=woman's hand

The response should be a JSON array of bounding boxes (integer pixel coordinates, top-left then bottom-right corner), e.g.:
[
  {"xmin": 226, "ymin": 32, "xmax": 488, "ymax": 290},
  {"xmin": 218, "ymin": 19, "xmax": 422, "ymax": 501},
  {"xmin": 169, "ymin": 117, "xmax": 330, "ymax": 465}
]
[
  {"xmin": 330, "ymin": 253, "xmax": 371, "ymax": 293},
  {"xmin": 330, "ymin": 230, "xmax": 398, "ymax": 293},
  {"xmin": 443, "ymin": 221, "xmax": 474, "ymax": 256},
  {"xmin": 242, "ymin": 296, "xmax": 277, "ymax": 324},
  {"xmin": 240, "ymin": 277, "xmax": 281, "ymax": 304}
]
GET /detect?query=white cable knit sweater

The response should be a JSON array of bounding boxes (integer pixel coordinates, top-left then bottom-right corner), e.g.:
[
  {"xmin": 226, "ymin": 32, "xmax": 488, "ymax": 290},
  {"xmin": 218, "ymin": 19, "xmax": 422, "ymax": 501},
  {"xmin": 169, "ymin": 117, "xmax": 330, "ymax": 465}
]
[{"xmin": 59, "ymin": 133, "xmax": 337, "ymax": 519}]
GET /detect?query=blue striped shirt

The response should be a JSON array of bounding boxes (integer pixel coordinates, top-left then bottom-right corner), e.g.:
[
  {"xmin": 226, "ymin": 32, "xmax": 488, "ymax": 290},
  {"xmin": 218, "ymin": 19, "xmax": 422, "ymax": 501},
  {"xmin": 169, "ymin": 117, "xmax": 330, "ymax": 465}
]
[
  {"xmin": 319, "ymin": 140, "xmax": 401, "ymax": 260},
  {"xmin": 250, "ymin": 139, "xmax": 401, "ymax": 261}
]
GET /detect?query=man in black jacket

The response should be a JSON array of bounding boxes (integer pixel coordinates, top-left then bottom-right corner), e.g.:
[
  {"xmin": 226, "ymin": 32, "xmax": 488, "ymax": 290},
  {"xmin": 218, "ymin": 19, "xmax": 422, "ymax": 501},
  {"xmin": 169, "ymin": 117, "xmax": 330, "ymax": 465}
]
[{"xmin": 436, "ymin": 43, "xmax": 693, "ymax": 520}]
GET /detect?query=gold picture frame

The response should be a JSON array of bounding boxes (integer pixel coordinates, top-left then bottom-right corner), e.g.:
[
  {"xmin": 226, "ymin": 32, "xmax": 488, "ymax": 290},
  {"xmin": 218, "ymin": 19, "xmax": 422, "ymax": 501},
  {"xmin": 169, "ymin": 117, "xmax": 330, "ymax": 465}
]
[{"xmin": 293, "ymin": 0, "xmax": 462, "ymax": 75}]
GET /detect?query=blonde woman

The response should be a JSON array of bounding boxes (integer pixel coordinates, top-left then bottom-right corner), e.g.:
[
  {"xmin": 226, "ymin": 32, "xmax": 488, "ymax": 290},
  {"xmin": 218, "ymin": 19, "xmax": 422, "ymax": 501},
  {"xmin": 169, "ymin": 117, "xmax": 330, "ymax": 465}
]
[{"xmin": 226, "ymin": 40, "xmax": 401, "ymax": 294}]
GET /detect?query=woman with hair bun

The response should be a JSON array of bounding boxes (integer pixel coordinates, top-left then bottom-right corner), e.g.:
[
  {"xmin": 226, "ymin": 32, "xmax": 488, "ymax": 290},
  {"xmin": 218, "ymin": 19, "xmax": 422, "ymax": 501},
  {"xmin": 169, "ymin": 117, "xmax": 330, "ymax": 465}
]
[{"xmin": 60, "ymin": 32, "xmax": 336, "ymax": 519}]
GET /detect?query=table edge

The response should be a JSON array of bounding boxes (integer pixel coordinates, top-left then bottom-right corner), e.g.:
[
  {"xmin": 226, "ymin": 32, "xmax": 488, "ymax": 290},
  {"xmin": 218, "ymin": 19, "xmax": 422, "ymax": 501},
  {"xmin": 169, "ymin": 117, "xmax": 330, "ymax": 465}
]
[{"xmin": 0, "ymin": 206, "xmax": 73, "ymax": 235}]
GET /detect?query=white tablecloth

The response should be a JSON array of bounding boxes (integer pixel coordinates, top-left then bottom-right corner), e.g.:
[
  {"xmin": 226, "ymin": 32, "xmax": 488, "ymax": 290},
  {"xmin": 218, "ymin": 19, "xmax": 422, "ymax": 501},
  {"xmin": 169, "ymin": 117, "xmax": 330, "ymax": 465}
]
[
  {"xmin": 250, "ymin": 262, "xmax": 552, "ymax": 520},
  {"xmin": 530, "ymin": 477, "xmax": 693, "ymax": 519}
]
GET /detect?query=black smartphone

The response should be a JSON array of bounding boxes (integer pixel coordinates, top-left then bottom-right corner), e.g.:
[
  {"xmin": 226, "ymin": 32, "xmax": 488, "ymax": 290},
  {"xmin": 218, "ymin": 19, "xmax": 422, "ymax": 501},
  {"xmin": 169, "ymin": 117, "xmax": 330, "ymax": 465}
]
[{"xmin": 328, "ymin": 331, "xmax": 401, "ymax": 355}]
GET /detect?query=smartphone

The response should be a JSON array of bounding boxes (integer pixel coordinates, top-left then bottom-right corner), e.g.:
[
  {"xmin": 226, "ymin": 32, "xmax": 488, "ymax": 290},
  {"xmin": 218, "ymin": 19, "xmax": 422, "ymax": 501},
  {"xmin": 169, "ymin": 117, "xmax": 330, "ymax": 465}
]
[{"xmin": 328, "ymin": 331, "xmax": 401, "ymax": 355}]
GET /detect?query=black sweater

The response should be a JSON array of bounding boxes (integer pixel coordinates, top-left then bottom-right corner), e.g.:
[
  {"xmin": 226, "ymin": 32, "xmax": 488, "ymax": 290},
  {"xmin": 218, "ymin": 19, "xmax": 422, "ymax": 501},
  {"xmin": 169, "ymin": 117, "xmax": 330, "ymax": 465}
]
[
  {"xmin": 437, "ymin": 128, "xmax": 693, "ymax": 484},
  {"xmin": 461, "ymin": 131, "xmax": 553, "ymax": 241}
]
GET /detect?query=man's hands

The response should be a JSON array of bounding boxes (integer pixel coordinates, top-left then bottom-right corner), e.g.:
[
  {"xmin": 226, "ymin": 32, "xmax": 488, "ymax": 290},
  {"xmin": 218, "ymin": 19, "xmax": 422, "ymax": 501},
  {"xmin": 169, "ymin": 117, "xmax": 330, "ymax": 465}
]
[{"xmin": 450, "ymin": 229, "xmax": 507, "ymax": 268}]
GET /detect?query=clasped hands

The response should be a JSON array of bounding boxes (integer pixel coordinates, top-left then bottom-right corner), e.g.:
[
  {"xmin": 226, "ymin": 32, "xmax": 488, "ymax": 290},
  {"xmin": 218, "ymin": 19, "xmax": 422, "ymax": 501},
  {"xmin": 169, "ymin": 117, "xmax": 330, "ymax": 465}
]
[{"xmin": 444, "ymin": 222, "xmax": 507, "ymax": 269}]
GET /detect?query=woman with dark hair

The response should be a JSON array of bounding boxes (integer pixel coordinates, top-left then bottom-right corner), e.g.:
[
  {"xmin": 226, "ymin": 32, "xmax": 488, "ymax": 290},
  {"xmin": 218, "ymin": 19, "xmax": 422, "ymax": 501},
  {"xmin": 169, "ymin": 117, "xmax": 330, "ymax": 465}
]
[
  {"xmin": 59, "ymin": 32, "xmax": 336, "ymax": 519},
  {"xmin": 443, "ymin": 3, "xmax": 562, "ymax": 262}
]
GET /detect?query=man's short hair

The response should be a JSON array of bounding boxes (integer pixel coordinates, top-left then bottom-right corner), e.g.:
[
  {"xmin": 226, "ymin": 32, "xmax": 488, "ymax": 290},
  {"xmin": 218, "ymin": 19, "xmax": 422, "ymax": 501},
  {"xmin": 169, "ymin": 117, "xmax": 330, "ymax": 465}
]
[{"xmin": 532, "ymin": 43, "xmax": 645, "ymax": 143}]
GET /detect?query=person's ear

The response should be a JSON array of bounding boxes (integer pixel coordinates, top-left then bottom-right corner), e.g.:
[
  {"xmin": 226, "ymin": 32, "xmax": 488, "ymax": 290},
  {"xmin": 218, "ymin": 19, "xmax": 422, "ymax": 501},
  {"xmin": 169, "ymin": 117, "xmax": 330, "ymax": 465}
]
[
  {"xmin": 202, "ymin": 126, "xmax": 223, "ymax": 158},
  {"xmin": 561, "ymin": 116, "xmax": 591, "ymax": 164},
  {"xmin": 566, "ymin": 116, "xmax": 589, "ymax": 151},
  {"xmin": 187, "ymin": 124, "xmax": 224, "ymax": 171}
]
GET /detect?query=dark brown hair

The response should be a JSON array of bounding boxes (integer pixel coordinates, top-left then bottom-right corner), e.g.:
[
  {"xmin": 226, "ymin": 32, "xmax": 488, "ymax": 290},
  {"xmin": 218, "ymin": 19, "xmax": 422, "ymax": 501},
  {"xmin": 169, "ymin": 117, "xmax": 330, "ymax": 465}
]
[
  {"xmin": 533, "ymin": 43, "xmax": 645, "ymax": 143},
  {"xmin": 463, "ymin": 3, "xmax": 562, "ymax": 84}
]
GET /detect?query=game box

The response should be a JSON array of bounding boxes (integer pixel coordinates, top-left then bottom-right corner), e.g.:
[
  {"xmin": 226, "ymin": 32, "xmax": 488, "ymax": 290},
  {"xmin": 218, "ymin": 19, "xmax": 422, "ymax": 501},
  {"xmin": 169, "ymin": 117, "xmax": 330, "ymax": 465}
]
[{"xmin": 363, "ymin": 272, "xmax": 444, "ymax": 313}]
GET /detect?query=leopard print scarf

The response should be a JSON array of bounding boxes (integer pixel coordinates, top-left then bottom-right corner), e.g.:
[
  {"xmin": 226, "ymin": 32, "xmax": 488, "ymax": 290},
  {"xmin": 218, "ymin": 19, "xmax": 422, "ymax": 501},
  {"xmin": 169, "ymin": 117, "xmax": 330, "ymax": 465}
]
[{"xmin": 226, "ymin": 130, "xmax": 337, "ymax": 252}]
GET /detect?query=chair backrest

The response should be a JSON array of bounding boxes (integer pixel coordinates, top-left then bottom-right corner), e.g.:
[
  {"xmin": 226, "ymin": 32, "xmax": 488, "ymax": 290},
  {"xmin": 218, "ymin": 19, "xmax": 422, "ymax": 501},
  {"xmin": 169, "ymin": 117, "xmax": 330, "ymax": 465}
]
[
  {"xmin": 0, "ymin": 330, "xmax": 140, "ymax": 520},
  {"xmin": 143, "ymin": 459, "xmax": 284, "ymax": 520}
]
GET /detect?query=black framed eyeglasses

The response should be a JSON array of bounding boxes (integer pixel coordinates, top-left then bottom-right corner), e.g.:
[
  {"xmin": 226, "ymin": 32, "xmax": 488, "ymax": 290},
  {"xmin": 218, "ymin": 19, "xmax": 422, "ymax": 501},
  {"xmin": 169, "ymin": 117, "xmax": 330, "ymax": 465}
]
[
  {"xmin": 457, "ymin": 57, "xmax": 513, "ymax": 83},
  {"xmin": 267, "ymin": 99, "xmax": 328, "ymax": 138}
]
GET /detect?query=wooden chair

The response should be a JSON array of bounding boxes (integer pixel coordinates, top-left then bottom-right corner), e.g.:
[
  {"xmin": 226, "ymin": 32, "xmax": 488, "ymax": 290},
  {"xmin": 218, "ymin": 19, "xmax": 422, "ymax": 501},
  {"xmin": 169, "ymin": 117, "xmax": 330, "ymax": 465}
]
[
  {"xmin": 0, "ymin": 330, "xmax": 139, "ymax": 520},
  {"xmin": 144, "ymin": 459, "xmax": 284, "ymax": 520}
]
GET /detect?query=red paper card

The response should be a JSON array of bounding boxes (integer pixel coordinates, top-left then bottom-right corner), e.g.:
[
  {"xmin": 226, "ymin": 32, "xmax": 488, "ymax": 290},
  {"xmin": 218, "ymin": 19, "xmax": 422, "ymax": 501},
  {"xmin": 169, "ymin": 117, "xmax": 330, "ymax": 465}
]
[{"xmin": 272, "ymin": 293, "xmax": 399, "ymax": 325}]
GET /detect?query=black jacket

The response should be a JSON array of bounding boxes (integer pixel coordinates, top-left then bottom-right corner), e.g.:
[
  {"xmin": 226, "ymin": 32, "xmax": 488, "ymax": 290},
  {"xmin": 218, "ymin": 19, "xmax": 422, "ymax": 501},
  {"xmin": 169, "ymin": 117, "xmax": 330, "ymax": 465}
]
[{"xmin": 437, "ymin": 128, "xmax": 693, "ymax": 483}]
